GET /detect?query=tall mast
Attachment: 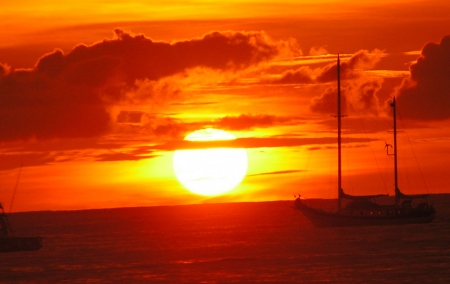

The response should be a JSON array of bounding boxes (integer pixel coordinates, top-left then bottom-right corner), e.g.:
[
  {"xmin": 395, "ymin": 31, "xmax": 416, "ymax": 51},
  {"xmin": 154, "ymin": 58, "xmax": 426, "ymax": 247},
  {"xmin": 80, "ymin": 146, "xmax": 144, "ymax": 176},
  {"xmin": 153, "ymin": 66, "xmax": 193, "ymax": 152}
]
[
  {"xmin": 391, "ymin": 97, "xmax": 399, "ymax": 202},
  {"xmin": 337, "ymin": 54, "xmax": 342, "ymax": 210}
]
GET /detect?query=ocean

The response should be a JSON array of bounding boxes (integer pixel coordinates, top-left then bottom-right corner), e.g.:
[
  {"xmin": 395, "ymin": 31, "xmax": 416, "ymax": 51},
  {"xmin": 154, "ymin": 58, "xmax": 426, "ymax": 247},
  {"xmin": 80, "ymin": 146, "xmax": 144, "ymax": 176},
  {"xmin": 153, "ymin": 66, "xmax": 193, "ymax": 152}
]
[{"xmin": 1, "ymin": 197, "xmax": 450, "ymax": 283}]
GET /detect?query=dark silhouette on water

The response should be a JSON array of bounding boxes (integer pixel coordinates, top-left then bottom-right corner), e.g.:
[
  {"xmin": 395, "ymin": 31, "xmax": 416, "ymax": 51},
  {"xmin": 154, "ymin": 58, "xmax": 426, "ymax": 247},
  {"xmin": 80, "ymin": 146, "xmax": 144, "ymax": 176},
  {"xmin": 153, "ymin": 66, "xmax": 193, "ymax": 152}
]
[
  {"xmin": 294, "ymin": 55, "xmax": 435, "ymax": 227},
  {"xmin": 0, "ymin": 203, "xmax": 43, "ymax": 252}
]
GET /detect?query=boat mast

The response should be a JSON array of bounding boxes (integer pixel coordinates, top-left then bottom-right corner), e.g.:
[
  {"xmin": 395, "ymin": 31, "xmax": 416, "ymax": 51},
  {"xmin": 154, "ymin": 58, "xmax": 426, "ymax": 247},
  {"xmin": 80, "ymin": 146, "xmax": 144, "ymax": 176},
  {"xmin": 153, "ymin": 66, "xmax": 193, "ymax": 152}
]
[
  {"xmin": 337, "ymin": 54, "xmax": 342, "ymax": 211},
  {"xmin": 391, "ymin": 97, "xmax": 399, "ymax": 202}
]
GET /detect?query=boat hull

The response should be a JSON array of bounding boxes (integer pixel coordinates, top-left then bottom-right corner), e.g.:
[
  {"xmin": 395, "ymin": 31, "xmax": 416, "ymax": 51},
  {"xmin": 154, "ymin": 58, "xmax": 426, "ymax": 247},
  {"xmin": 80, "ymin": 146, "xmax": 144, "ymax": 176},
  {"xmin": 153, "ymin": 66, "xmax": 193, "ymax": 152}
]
[
  {"xmin": 0, "ymin": 236, "xmax": 43, "ymax": 252},
  {"xmin": 295, "ymin": 199, "xmax": 435, "ymax": 228}
]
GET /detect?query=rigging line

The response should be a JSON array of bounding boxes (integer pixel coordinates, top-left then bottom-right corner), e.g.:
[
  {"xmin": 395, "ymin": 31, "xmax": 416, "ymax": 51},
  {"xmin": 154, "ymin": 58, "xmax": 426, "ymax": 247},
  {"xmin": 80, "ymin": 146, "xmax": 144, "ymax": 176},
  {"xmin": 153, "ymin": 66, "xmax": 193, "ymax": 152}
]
[
  {"xmin": 343, "ymin": 115, "xmax": 353, "ymax": 193},
  {"xmin": 327, "ymin": 115, "xmax": 334, "ymax": 199},
  {"xmin": 346, "ymin": 92, "xmax": 390, "ymax": 195},
  {"xmin": 396, "ymin": 107, "xmax": 430, "ymax": 194},
  {"xmin": 9, "ymin": 162, "xmax": 23, "ymax": 213}
]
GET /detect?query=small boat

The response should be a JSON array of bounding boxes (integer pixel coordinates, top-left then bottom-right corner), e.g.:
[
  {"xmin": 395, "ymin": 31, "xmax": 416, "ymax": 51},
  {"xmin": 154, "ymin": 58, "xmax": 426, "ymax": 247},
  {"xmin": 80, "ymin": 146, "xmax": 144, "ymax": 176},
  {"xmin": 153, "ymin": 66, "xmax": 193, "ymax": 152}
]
[
  {"xmin": 294, "ymin": 55, "xmax": 435, "ymax": 227},
  {"xmin": 0, "ymin": 203, "xmax": 43, "ymax": 252}
]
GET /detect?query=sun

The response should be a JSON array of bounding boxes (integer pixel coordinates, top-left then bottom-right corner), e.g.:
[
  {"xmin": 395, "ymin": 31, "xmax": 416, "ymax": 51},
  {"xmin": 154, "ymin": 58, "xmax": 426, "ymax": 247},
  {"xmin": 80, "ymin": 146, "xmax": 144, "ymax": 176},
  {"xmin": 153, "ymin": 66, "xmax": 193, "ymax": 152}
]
[{"xmin": 173, "ymin": 128, "xmax": 248, "ymax": 196}]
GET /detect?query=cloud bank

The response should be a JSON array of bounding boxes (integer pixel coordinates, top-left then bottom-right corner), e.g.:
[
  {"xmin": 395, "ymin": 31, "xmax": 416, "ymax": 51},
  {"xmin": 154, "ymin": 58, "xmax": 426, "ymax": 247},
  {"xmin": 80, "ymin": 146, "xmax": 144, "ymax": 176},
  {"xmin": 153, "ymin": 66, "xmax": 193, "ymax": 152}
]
[
  {"xmin": 215, "ymin": 114, "xmax": 301, "ymax": 130},
  {"xmin": 0, "ymin": 29, "xmax": 283, "ymax": 142},
  {"xmin": 309, "ymin": 50, "xmax": 384, "ymax": 115},
  {"xmin": 396, "ymin": 34, "xmax": 450, "ymax": 120},
  {"xmin": 266, "ymin": 49, "xmax": 383, "ymax": 85}
]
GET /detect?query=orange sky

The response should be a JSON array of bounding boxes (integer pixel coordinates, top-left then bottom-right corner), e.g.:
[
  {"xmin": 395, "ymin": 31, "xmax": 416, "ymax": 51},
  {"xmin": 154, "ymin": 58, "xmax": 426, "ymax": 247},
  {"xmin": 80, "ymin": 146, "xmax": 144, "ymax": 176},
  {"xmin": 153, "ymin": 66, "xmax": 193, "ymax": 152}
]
[{"xmin": 1, "ymin": 0, "xmax": 450, "ymax": 212}]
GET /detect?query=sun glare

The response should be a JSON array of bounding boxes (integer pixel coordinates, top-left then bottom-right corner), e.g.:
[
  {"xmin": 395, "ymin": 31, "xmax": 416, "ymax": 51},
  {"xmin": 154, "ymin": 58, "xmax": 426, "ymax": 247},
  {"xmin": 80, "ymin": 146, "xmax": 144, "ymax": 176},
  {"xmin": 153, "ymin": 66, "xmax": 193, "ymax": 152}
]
[{"xmin": 173, "ymin": 128, "xmax": 248, "ymax": 196}]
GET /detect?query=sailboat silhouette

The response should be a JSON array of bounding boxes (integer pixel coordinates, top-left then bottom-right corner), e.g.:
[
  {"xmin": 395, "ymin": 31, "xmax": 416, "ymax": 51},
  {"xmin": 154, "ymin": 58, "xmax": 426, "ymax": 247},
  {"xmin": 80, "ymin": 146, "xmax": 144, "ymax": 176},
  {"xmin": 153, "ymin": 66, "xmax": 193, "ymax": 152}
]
[{"xmin": 294, "ymin": 55, "xmax": 435, "ymax": 227}]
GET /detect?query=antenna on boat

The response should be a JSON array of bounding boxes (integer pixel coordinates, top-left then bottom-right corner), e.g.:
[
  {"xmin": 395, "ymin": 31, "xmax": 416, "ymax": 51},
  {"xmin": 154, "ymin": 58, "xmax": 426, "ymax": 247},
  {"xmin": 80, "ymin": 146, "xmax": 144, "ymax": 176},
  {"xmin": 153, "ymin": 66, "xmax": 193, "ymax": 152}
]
[{"xmin": 385, "ymin": 141, "xmax": 393, "ymax": 155}]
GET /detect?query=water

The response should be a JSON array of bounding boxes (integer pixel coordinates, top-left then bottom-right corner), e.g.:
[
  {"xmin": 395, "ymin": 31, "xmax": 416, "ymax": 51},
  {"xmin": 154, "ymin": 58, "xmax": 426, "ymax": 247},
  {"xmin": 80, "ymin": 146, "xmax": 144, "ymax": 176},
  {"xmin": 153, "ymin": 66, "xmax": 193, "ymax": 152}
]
[{"xmin": 1, "ymin": 198, "xmax": 450, "ymax": 283}]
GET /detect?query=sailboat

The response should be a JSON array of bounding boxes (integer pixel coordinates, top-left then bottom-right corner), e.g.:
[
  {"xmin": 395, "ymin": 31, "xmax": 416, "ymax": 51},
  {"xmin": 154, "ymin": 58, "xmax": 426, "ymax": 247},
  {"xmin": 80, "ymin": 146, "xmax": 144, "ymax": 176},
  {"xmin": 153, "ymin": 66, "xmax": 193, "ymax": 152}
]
[
  {"xmin": 294, "ymin": 55, "xmax": 436, "ymax": 227},
  {"xmin": 0, "ymin": 203, "xmax": 43, "ymax": 252}
]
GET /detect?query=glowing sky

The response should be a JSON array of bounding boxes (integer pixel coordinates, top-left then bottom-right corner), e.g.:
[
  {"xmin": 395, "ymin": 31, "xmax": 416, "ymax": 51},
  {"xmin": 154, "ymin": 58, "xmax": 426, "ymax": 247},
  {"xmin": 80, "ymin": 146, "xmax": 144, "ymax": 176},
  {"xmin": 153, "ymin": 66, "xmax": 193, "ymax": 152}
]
[{"xmin": 1, "ymin": 0, "xmax": 450, "ymax": 211}]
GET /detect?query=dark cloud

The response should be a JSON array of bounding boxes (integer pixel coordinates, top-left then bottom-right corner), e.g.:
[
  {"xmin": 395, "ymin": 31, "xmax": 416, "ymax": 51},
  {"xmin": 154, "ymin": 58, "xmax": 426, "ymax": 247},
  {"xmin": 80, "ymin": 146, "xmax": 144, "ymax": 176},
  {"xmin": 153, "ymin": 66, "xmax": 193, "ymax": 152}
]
[
  {"xmin": 215, "ymin": 114, "xmax": 301, "ymax": 130},
  {"xmin": 310, "ymin": 85, "xmax": 346, "ymax": 115},
  {"xmin": 309, "ymin": 50, "xmax": 384, "ymax": 116},
  {"xmin": 152, "ymin": 120, "xmax": 187, "ymax": 138},
  {"xmin": 316, "ymin": 49, "xmax": 383, "ymax": 82},
  {"xmin": 117, "ymin": 111, "xmax": 145, "ymax": 124},
  {"xmin": 396, "ymin": 34, "xmax": 450, "ymax": 120},
  {"xmin": 266, "ymin": 50, "xmax": 383, "ymax": 85},
  {"xmin": 0, "ymin": 152, "xmax": 55, "ymax": 171},
  {"xmin": 94, "ymin": 146, "xmax": 156, "ymax": 162},
  {"xmin": 268, "ymin": 66, "xmax": 314, "ymax": 84},
  {"xmin": 0, "ymin": 138, "xmax": 157, "ymax": 170},
  {"xmin": 155, "ymin": 136, "xmax": 377, "ymax": 151},
  {"xmin": 95, "ymin": 152, "xmax": 143, "ymax": 162},
  {"xmin": 129, "ymin": 114, "xmax": 303, "ymax": 141},
  {"xmin": 0, "ymin": 29, "xmax": 281, "ymax": 142},
  {"xmin": 310, "ymin": 77, "xmax": 383, "ymax": 115},
  {"xmin": 354, "ymin": 79, "xmax": 382, "ymax": 115}
]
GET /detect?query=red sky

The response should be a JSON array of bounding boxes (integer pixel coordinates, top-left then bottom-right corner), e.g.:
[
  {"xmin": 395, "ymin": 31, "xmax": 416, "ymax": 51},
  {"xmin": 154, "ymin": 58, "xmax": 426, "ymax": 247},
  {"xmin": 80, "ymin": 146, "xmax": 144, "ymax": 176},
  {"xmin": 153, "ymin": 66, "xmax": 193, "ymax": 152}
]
[{"xmin": 1, "ymin": 0, "xmax": 450, "ymax": 212}]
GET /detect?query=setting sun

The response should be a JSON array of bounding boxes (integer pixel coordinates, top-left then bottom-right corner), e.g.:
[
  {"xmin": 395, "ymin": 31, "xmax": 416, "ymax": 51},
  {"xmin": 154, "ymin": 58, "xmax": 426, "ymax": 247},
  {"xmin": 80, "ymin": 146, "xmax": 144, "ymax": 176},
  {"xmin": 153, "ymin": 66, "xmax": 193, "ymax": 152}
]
[
  {"xmin": 1, "ymin": 0, "xmax": 449, "ymax": 212},
  {"xmin": 172, "ymin": 128, "xmax": 248, "ymax": 196}
]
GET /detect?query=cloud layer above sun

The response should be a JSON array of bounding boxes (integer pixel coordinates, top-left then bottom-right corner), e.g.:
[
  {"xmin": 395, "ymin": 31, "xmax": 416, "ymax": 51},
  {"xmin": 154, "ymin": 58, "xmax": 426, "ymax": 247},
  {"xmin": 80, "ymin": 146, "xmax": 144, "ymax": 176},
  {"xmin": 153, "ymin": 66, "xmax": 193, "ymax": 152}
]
[
  {"xmin": 1, "ymin": 29, "xmax": 450, "ymax": 147},
  {"xmin": 0, "ymin": 30, "xmax": 288, "ymax": 141}
]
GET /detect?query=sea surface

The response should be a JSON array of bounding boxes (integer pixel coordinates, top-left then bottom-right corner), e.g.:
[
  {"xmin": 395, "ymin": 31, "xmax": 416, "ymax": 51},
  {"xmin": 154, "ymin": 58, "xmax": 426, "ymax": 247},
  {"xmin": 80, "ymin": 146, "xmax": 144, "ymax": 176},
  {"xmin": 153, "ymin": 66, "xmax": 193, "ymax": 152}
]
[{"xmin": 2, "ymin": 196, "xmax": 450, "ymax": 283}]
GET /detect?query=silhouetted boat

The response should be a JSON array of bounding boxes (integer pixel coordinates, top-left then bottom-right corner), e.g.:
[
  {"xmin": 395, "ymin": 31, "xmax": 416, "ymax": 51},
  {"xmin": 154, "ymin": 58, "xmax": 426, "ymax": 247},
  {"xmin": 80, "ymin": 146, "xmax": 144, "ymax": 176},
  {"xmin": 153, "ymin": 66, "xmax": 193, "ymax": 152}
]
[
  {"xmin": 294, "ymin": 55, "xmax": 435, "ymax": 227},
  {"xmin": 0, "ymin": 203, "xmax": 43, "ymax": 252}
]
